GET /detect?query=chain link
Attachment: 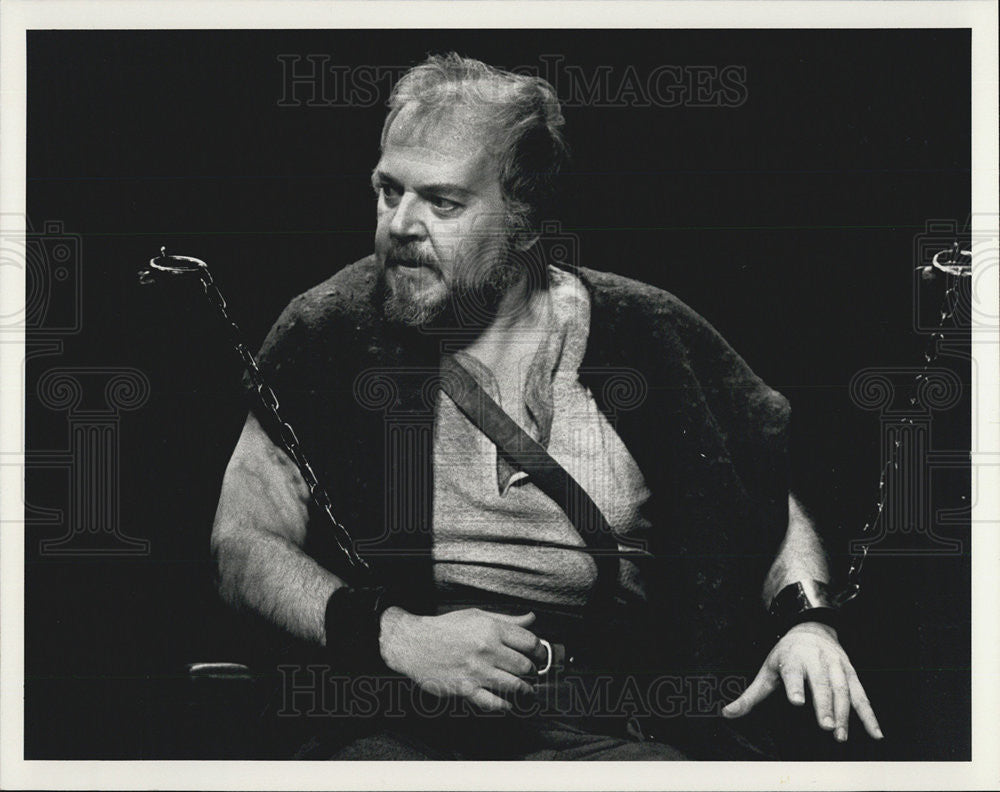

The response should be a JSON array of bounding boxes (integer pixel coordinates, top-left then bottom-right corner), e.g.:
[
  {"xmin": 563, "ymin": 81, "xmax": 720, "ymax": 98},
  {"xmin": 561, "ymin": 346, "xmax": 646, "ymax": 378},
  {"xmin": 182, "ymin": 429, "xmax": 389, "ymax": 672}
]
[{"xmin": 192, "ymin": 265, "xmax": 373, "ymax": 582}]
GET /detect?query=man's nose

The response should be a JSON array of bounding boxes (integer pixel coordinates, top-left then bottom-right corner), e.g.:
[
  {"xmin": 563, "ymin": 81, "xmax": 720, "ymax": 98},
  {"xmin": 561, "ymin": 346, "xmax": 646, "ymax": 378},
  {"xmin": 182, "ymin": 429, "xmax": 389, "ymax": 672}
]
[{"xmin": 388, "ymin": 193, "xmax": 426, "ymax": 242}]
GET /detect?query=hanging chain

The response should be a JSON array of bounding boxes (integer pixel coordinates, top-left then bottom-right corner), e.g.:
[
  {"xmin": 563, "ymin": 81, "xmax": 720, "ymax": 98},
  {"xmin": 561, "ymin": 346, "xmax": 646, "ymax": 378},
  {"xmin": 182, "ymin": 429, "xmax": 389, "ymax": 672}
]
[
  {"xmin": 139, "ymin": 249, "xmax": 373, "ymax": 583},
  {"xmin": 833, "ymin": 241, "xmax": 971, "ymax": 607}
]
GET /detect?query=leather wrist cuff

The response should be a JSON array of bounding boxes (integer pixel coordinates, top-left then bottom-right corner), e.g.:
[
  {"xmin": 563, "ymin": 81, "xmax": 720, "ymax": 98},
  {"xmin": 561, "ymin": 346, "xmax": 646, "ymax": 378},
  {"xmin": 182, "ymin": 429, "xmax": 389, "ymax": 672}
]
[
  {"xmin": 769, "ymin": 580, "xmax": 840, "ymax": 637},
  {"xmin": 323, "ymin": 585, "xmax": 394, "ymax": 676}
]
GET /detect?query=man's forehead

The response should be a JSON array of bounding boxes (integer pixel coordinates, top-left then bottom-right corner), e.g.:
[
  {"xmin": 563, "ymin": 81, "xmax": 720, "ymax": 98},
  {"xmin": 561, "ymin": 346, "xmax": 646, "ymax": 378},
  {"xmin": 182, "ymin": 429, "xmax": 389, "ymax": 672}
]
[{"xmin": 384, "ymin": 102, "xmax": 492, "ymax": 160}]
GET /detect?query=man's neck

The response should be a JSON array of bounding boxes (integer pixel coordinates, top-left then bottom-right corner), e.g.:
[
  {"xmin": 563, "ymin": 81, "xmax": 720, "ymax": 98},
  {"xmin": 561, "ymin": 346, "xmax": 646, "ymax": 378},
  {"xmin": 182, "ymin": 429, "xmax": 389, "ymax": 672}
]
[{"xmin": 459, "ymin": 272, "xmax": 551, "ymax": 379}]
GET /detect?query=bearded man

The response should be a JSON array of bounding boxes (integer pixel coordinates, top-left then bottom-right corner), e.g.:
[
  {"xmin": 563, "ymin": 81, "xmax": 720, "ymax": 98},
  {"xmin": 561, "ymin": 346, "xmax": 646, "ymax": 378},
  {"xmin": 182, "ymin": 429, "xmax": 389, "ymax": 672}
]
[{"xmin": 210, "ymin": 53, "xmax": 882, "ymax": 760}]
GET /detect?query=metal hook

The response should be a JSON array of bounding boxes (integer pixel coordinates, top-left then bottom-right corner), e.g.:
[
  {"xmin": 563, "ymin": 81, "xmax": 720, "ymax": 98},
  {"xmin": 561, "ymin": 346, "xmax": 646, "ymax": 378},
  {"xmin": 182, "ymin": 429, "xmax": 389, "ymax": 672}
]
[
  {"xmin": 931, "ymin": 243, "xmax": 972, "ymax": 277},
  {"xmin": 138, "ymin": 246, "xmax": 210, "ymax": 286}
]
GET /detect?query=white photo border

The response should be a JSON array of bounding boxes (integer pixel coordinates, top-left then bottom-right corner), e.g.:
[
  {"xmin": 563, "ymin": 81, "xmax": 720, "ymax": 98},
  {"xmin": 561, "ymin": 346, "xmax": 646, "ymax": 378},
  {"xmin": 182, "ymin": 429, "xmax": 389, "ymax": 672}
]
[{"xmin": 1, "ymin": 1, "xmax": 997, "ymax": 790}]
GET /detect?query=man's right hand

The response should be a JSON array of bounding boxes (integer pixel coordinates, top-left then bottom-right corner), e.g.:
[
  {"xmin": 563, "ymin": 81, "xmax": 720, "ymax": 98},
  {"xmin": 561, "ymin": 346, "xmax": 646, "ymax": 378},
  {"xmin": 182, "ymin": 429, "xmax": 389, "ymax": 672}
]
[{"xmin": 378, "ymin": 607, "xmax": 544, "ymax": 712}]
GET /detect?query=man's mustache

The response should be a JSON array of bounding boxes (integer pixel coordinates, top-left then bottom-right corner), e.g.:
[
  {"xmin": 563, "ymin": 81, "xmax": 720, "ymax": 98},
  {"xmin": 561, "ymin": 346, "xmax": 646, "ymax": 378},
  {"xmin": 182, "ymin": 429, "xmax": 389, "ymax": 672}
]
[{"xmin": 384, "ymin": 244, "xmax": 440, "ymax": 272}]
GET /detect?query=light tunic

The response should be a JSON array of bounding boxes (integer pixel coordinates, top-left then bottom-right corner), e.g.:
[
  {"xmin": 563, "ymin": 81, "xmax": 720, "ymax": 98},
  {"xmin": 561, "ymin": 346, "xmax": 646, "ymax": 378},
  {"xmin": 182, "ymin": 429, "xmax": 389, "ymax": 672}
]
[{"xmin": 432, "ymin": 266, "xmax": 654, "ymax": 608}]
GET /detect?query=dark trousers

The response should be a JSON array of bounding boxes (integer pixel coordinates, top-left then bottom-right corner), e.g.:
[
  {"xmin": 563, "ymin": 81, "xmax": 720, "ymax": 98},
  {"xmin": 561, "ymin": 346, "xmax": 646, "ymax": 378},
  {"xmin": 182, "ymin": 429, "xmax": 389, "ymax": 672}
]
[
  {"xmin": 318, "ymin": 715, "xmax": 686, "ymax": 760},
  {"xmin": 293, "ymin": 676, "xmax": 686, "ymax": 760},
  {"xmin": 290, "ymin": 668, "xmax": 705, "ymax": 761}
]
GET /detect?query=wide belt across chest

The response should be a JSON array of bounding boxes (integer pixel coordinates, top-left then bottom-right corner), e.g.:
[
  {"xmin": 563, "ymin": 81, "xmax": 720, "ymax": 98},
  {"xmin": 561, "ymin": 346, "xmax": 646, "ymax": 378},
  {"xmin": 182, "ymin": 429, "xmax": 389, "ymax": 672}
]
[{"xmin": 437, "ymin": 355, "xmax": 624, "ymax": 614}]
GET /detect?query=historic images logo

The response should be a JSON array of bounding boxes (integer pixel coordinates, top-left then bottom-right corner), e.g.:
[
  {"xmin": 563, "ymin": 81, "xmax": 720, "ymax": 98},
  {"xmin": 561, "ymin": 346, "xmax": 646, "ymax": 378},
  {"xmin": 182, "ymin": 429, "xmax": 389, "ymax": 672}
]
[
  {"xmin": 278, "ymin": 54, "xmax": 748, "ymax": 110},
  {"xmin": 276, "ymin": 665, "xmax": 747, "ymax": 722}
]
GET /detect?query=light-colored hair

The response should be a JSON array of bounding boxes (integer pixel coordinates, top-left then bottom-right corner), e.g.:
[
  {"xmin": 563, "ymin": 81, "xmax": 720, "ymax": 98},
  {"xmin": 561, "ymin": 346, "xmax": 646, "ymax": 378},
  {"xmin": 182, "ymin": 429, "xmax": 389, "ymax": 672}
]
[{"xmin": 382, "ymin": 52, "xmax": 569, "ymax": 234}]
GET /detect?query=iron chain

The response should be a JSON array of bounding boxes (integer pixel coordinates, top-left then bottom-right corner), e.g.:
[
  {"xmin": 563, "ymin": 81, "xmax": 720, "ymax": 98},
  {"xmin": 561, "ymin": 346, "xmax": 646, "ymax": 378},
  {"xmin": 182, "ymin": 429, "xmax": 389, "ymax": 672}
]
[
  {"xmin": 194, "ymin": 267, "xmax": 373, "ymax": 581},
  {"xmin": 834, "ymin": 245, "xmax": 970, "ymax": 607}
]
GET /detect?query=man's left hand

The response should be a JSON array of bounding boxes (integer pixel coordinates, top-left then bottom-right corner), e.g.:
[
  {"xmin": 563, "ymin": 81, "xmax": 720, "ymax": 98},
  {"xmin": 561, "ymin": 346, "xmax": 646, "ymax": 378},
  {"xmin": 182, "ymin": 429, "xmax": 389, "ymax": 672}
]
[{"xmin": 721, "ymin": 622, "xmax": 883, "ymax": 742}]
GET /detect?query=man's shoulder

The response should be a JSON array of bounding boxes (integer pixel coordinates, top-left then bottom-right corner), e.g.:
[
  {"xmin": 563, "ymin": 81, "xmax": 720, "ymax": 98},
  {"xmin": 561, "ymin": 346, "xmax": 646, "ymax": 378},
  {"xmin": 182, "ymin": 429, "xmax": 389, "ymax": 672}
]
[
  {"xmin": 575, "ymin": 265, "xmax": 790, "ymax": 436},
  {"xmin": 575, "ymin": 264, "xmax": 782, "ymax": 392},
  {"xmin": 575, "ymin": 265, "xmax": 712, "ymax": 337},
  {"xmin": 279, "ymin": 255, "xmax": 382, "ymax": 329}
]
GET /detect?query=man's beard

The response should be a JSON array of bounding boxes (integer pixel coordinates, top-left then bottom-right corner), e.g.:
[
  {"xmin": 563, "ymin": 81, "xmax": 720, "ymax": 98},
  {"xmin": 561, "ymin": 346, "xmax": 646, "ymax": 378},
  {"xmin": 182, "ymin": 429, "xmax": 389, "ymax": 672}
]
[{"xmin": 381, "ymin": 241, "xmax": 523, "ymax": 331}]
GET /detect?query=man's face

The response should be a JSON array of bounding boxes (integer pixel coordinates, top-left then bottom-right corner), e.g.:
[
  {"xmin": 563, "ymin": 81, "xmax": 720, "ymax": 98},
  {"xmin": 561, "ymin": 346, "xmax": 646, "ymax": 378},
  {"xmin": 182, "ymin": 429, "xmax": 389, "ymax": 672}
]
[{"xmin": 372, "ymin": 104, "xmax": 516, "ymax": 326}]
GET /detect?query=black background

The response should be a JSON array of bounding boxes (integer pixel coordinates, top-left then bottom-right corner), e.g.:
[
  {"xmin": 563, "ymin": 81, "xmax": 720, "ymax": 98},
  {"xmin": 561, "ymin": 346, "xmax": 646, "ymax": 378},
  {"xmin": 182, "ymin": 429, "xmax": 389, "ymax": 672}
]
[{"xmin": 25, "ymin": 29, "xmax": 970, "ymax": 759}]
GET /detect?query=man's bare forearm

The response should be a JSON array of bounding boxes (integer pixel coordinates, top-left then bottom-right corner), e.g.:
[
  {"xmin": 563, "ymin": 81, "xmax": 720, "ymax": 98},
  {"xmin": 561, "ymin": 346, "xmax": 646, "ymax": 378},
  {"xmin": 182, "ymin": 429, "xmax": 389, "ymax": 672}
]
[
  {"xmin": 212, "ymin": 517, "xmax": 344, "ymax": 645},
  {"xmin": 211, "ymin": 413, "xmax": 346, "ymax": 645},
  {"xmin": 762, "ymin": 492, "xmax": 829, "ymax": 607}
]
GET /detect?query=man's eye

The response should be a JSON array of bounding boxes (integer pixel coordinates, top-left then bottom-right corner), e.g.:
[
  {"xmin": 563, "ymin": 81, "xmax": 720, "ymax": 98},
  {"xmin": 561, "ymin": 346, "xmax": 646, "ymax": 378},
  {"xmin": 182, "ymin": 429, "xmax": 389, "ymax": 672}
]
[
  {"xmin": 429, "ymin": 196, "xmax": 462, "ymax": 214},
  {"xmin": 379, "ymin": 185, "xmax": 401, "ymax": 204}
]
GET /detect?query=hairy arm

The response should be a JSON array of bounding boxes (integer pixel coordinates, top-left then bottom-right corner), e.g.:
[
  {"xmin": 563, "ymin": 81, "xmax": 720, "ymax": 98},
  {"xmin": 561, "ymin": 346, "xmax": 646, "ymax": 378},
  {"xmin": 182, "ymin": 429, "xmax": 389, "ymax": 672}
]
[
  {"xmin": 211, "ymin": 411, "xmax": 345, "ymax": 645},
  {"xmin": 211, "ymin": 411, "xmax": 545, "ymax": 710},
  {"xmin": 723, "ymin": 491, "xmax": 882, "ymax": 741}
]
